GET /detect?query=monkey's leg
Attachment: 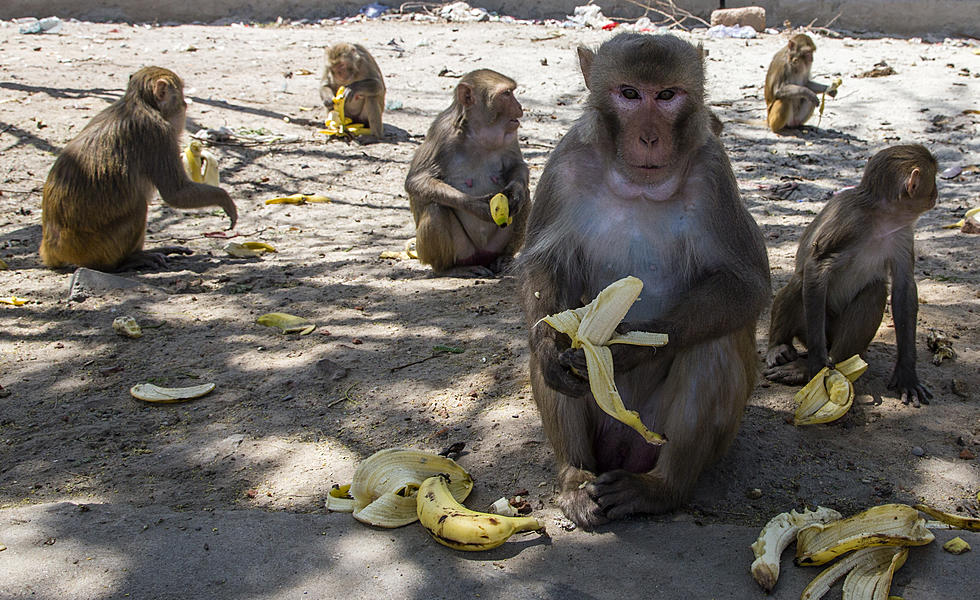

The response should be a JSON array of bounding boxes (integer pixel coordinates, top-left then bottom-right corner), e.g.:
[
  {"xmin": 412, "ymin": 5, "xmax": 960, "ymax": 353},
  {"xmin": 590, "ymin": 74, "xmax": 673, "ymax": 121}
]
[
  {"xmin": 827, "ymin": 280, "xmax": 887, "ymax": 363},
  {"xmin": 589, "ymin": 327, "xmax": 755, "ymax": 519},
  {"xmin": 529, "ymin": 360, "xmax": 608, "ymax": 530},
  {"xmin": 789, "ymin": 98, "xmax": 817, "ymax": 128},
  {"xmin": 766, "ymin": 277, "xmax": 804, "ymax": 367},
  {"xmin": 416, "ymin": 203, "xmax": 493, "ymax": 277},
  {"xmin": 767, "ymin": 100, "xmax": 790, "ymax": 132}
]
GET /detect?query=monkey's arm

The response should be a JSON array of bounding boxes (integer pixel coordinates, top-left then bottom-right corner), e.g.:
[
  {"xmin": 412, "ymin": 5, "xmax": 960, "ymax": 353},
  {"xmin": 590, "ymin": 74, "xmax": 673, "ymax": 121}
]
[
  {"xmin": 805, "ymin": 80, "xmax": 830, "ymax": 95},
  {"xmin": 344, "ymin": 78, "xmax": 384, "ymax": 98},
  {"xmin": 501, "ymin": 154, "xmax": 530, "ymax": 214},
  {"xmin": 406, "ymin": 167, "xmax": 496, "ymax": 222},
  {"xmin": 801, "ymin": 257, "xmax": 833, "ymax": 377},
  {"xmin": 151, "ymin": 155, "xmax": 238, "ymax": 229},
  {"xmin": 772, "ymin": 83, "xmax": 820, "ymax": 104},
  {"xmin": 887, "ymin": 243, "xmax": 932, "ymax": 405}
]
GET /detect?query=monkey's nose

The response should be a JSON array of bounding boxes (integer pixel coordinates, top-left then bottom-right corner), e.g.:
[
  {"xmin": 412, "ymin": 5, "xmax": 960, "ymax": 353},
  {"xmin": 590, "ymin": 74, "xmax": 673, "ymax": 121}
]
[{"xmin": 639, "ymin": 135, "xmax": 659, "ymax": 147}]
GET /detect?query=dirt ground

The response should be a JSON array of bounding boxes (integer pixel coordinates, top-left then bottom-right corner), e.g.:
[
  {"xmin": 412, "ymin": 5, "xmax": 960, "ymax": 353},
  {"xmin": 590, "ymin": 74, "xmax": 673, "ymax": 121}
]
[{"xmin": 0, "ymin": 16, "xmax": 978, "ymax": 540}]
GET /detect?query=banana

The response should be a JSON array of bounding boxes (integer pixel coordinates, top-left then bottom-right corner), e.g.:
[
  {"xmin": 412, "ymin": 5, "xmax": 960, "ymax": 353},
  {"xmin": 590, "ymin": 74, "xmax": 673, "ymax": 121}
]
[
  {"xmin": 794, "ymin": 354, "xmax": 868, "ymax": 426},
  {"xmin": 489, "ymin": 193, "xmax": 513, "ymax": 227},
  {"xmin": 417, "ymin": 474, "xmax": 543, "ymax": 551},
  {"xmin": 817, "ymin": 77, "xmax": 842, "ymax": 127},
  {"xmin": 0, "ymin": 297, "xmax": 28, "ymax": 306},
  {"xmin": 943, "ymin": 536, "xmax": 970, "ymax": 554},
  {"xmin": 181, "ymin": 141, "xmax": 220, "ymax": 186},
  {"xmin": 801, "ymin": 546, "xmax": 907, "ymax": 600},
  {"xmin": 914, "ymin": 503, "xmax": 980, "ymax": 531},
  {"xmin": 796, "ymin": 504, "xmax": 934, "ymax": 566},
  {"xmin": 943, "ymin": 206, "xmax": 980, "ymax": 229},
  {"xmin": 539, "ymin": 276, "xmax": 669, "ymax": 445},
  {"xmin": 319, "ymin": 86, "xmax": 371, "ymax": 136},
  {"xmin": 750, "ymin": 506, "xmax": 842, "ymax": 592},
  {"xmin": 265, "ymin": 193, "xmax": 331, "ymax": 205}
]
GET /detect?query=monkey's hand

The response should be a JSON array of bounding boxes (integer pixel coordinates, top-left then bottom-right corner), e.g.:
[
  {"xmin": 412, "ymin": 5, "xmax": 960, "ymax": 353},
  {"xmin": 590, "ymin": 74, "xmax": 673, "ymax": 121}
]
[
  {"xmin": 888, "ymin": 367, "xmax": 932, "ymax": 407},
  {"xmin": 221, "ymin": 196, "xmax": 238, "ymax": 230},
  {"xmin": 501, "ymin": 181, "xmax": 527, "ymax": 215}
]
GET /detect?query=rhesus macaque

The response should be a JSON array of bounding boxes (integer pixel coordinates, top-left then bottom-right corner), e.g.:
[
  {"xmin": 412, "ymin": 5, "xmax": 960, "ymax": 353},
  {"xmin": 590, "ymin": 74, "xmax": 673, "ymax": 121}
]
[
  {"xmin": 765, "ymin": 145, "xmax": 938, "ymax": 407},
  {"xmin": 320, "ymin": 43, "xmax": 386, "ymax": 139},
  {"xmin": 765, "ymin": 33, "xmax": 836, "ymax": 132},
  {"xmin": 40, "ymin": 66, "xmax": 237, "ymax": 272},
  {"xmin": 405, "ymin": 69, "xmax": 529, "ymax": 275},
  {"xmin": 519, "ymin": 34, "xmax": 770, "ymax": 529}
]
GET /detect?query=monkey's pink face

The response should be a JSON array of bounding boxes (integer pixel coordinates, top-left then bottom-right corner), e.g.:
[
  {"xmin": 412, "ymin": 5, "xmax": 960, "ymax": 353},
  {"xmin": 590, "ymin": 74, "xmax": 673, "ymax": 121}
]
[
  {"xmin": 331, "ymin": 60, "xmax": 354, "ymax": 84},
  {"xmin": 611, "ymin": 83, "xmax": 686, "ymax": 180},
  {"xmin": 492, "ymin": 87, "xmax": 523, "ymax": 135}
]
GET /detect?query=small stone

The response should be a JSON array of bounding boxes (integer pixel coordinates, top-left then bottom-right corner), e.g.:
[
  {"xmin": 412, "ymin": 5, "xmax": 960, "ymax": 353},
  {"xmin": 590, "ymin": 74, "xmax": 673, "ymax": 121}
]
[
  {"xmin": 746, "ymin": 488, "xmax": 763, "ymax": 500},
  {"xmin": 911, "ymin": 446, "xmax": 925, "ymax": 457}
]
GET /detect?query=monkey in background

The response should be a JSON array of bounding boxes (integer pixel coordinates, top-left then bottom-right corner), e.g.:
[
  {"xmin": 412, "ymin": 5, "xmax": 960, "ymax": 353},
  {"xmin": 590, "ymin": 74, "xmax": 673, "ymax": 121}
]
[
  {"xmin": 320, "ymin": 43, "xmax": 386, "ymax": 139},
  {"xmin": 520, "ymin": 34, "xmax": 770, "ymax": 529},
  {"xmin": 405, "ymin": 69, "xmax": 529, "ymax": 276},
  {"xmin": 765, "ymin": 34, "xmax": 836, "ymax": 132},
  {"xmin": 765, "ymin": 145, "xmax": 938, "ymax": 407},
  {"xmin": 40, "ymin": 66, "xmax": 237, "ymax": 272}
]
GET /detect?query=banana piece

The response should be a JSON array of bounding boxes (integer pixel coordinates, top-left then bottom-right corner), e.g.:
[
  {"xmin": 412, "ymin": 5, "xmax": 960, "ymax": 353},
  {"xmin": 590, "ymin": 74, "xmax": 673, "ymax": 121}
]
[
  {"xmin": 326, "ymin": 484, "xmax": 356, "ymax": 512},
  {"xmin": 417, "ymin": 474, "xmax": 543, "ymax": 551},
  {"xmin": 801, "ymin": 546, "xmax": 907, "ymax": 600},
  {"xmin": 914, "ymin": 503, "xmax": 980, "ymax": 531},
  {"xmin": 539, "ymin": 276, "xmax": 669, "ymax": 445},
  {"xmin": 489, "ymin": 193, "xmax": 513, "ymax": 227},
  {"xmin": 112, "ymin": 316, "xmax": 143, "ymax": 338},
  {"xmin": 265, "ymin": 193, "xmax": 332, "ymax": 205},
  {"xmin": 181, "ymin": 141, "xmax": 220, "ymax": 186},
  {"xmin": 794, "ymin": 355, "xmax": 868, "ymax": 426},
  {"xmin": 0, "ymin": 297, "xmax": 28, "ymax": 306},
  {"xmin": 130, "ymin": 382, "xmax": 216, "ymax": 403},
  {"xmin": 796, "ymin": 504, "xmax": 935, "ymax": 566},
  {"xmin": 943, "ymin": 536, "xmax": 970, "ymax": 554},
  {"xmin": 256, "ymin": 312, "xmax": 316, "ymax": 335},
  {"xmin": 240, "ymin": 241, "xmax": 277, "ymax": 253},
  {"xmin": 750, "ymin": 506, "xmax": 843, "ymax": 592}
]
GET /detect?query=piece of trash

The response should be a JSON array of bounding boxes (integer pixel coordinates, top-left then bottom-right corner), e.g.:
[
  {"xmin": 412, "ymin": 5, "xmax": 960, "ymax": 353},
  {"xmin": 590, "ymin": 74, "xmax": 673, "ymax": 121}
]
[
  {"xmin": 0, "ymin": 297, "xmax": 28, "ymax": 306},
  {"xmin": 856, "ymin": 64, "xmax": 897, "ymax": 78},
  {"xmin": 601, "ymin": 22, "xmax": 619, "ymax": 31},
  {"xmin": 19, "ymin": 16, "xmax": 62, "ymax": 34},
  {"xmin": 359, "ymin": 3, "xmax": 389, "ymax": 18},
  {"xmin": 710, "ymin": 7, "xmax": 766, "ymax": 32},
  {"xmin": 566, "ymin": 5, "xmax": 611, "ymax": 28},
  {"xmin": 437, "ymin": 67, "xmax": 463, "ymax": 78},
  {"xmin": 490, "ymin": 497, "xmax": 520, "ymax": 517},
  {"xmin": 384, "ymin": 99, "xmax": 403, "ymax": 111},
  {"xmin": 440, "ymin": 2, "xmax": 489, "ymax": 23},
  {"xmin": 265, "ymin": 194, "xmax": 331, "ymax": 205},
  {"xmin": 256, "ymin": 312, "xmax": 316, "ymax": 335},
  {"xmin": 707, "ymin": 24, "xmax": 757, "ymax": 39},
  {"xmin": 112, "ymin": 316, "xmax": 143, "ymax": 338},
  {"xmin": 940, "ymin": 165, "xmax": 963, "ymax": 179},
  {"xmin": 926, "ymin": 329, "xmax": 956, "ymax": 365},
  {"xmin": 131, "ymin": 382, "xmax": 216, "ymax": 403}
]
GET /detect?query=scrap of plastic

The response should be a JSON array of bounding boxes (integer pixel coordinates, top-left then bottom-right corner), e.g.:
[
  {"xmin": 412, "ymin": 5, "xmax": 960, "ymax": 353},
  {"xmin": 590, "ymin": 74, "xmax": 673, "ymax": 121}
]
[
  {"xmin": 440, "ymin": 2, "xmax": 489, "ymax": 22},
  {"xmin": 707, "ymin": 24, "xmax": 757, "ymax": 39},
  {"xmin": 566, "ymin": 5, "xmax": 611, "ymax": 28},
  {"xmin": 359, "ymin": 3, "xmax": 388, "ymax": 18},
  {"xmin": 19, "ymin": 16, "xmax": 62, "ymax": 34}
]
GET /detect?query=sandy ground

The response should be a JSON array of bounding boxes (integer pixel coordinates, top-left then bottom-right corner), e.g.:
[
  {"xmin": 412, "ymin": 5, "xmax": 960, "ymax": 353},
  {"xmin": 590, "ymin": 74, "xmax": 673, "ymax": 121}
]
[{"xmin": 0, "ymin": 16, "xmax": 978, "ymax": 598}]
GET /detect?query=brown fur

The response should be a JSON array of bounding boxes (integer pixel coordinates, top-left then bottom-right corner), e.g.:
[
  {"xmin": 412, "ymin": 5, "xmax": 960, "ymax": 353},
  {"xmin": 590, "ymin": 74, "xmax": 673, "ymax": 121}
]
[
  {"xmin": 320, "ymin": 43, "xmax": 386, "ymax": 138},
  {"xmin": 405, "ymin": 70, "xmax": 529, "ymax": 274},
  {"xmin": 765, "ymin": 34, "xmax": 832, "ymax": 132},
  {"xmin": 519, "ymin": 34, "xmax": 770, "ymax": 529},
  {"xmin": 765, "ymin": 144, "xmax": 938, "ymax": 406},
  {"xmin": 40, "ymin": 66, "xmax": 237, "ymax": 271}
]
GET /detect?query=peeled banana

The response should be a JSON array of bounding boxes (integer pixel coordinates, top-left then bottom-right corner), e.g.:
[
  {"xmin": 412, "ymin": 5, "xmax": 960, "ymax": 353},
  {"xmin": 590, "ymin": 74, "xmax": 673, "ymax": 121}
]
[
  {"xmin": 796, "ymin": 504, "xmax": 935, "ymax": 566},
  {"xmin": 327, "ymin": 448, "xmax": 474, "ymax": 528},
  {"xmin": 801, "ymin": 546, "xmax": 907, "ymax": 600},
  {"xmin": 489, "ymin": 193, "xmax": 513, "ymax": 227},
  {"xmin": 540, "ymin": 276, "xmax": 669, "ymax": 445},
  {"xmin": 914, "ymin": 503, "xmax": 980, "ymax": 531},
  {"xmin": 319, "ymin": 86, "xmax": 371, "ymax": 136},
  {"xmin": 750, "ymin": 506, "xmax": 843, "ymax": 592},
  {"xmin": 181, "ymin": 141, "xmax": 220, "ymax": 186},
  {"xmin": 794, "ymin": 354, "xmax": 868, "ymax": 426},
  {"xmin": 417, "ymin": 474, "xmax": 543, "ymax": 551}
]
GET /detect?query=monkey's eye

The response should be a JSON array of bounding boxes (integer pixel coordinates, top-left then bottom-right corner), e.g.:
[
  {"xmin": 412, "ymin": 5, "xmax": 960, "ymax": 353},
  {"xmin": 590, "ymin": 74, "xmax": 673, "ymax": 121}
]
[
  {"xmin": 656, "ymin": 89, "xmax": 676, "ymax": 101},
  {"xmin": 620, "ymin": 87, "xmax": 641, "ymax": 100}
]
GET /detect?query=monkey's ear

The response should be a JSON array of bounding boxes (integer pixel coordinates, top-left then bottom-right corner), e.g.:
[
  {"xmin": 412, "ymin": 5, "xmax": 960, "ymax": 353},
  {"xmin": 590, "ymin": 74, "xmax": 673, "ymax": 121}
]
[
  {"xmin": 577, "ymin": 46, "xmax": 595, "ymax": 90},
  {"xmin": 152, "ymin": 78, "xmax": 171, "ymax": 104},
  {"xmin": 696, "ymin": 43, "xmax": 707, "ymax": 60},
  {"xmin": 905, "ymin": 167, "xmax": 922, "ymax": 197},
  {"xmin": 787, "ymin": 39, "xmax": 797, "ymax": 51},
  {"xmin": 457, "ymin": 82, "xmax": 476, "ymax": 107}
]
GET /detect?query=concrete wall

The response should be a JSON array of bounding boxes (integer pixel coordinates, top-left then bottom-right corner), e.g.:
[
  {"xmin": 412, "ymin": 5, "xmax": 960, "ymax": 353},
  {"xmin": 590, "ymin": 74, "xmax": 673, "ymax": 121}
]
[{"xmin": 2, "ymin": 1, "xmax": 978, "ymax": 37}]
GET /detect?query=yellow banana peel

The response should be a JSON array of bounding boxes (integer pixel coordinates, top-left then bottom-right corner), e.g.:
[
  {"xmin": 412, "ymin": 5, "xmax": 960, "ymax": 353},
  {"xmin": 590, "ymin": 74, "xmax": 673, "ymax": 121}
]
[
  {"xmin": 795, "ymin": 503, "xmax": 934, "ymax": 566},
  {"xmin": 751, "ymin": 506, "xmax": 842, "ymax": 592},
  {"xmin": 801, "ymin": 546, "xmax": 907, "ymax": 600},
  {"xmin": 318, "ymin": 86, "xmax": 371, "ymax": 136},
  {"xmin": 256, "ymin": 312, "xmax": 316, "ymax": 335},
  {"xmin": 942, "ymin": 537, "xmax": 970, "ymax": 554},
  {"xmin": 0, "ymin": 296, "xmax": 28, "ymax": 306},
  {"xmin": 942, "ymin": 206, "xmax": 980, "ymax": 229},
  {"xmin": 181, "ymin": 141, "xmax": 220, "ymax": 186},
  {"xmin": 794, "ymin": 354, "xmax": 868, "ymax": 425},
  {"xmin": 265, "ymin": 193, "xmax": 331, "ymax": 205},
  {"xmin": 914, "ymin": 503, "xmax": 980, "ymax": 531},
  {"xmin": 540, "ymin": 276, "xmax": 669, "ymax": 445},
  {"xmin": 489, "ymin": 193, "xmax": 513, "ymax": 227}
]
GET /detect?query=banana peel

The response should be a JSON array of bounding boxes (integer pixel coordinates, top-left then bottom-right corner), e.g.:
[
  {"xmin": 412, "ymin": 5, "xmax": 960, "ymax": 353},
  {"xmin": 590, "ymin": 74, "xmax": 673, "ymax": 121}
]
[
  {"xmin": 801, "ymin": 546, "xmax": 908, "ymax": 600},
  {"xmin": 225, "ymin": 241, "xmax": 277, "ymax": 258},
  {"xmin": 817, "ymin": 78, "xmax": 843, "ymax": 127},
  {"xmin": 540, "ymin": 276, "xmax": 669, "ymax": 445},
  {"xmin": 794, "ymin": 354, "xmax": 868, "ymax": 425},
  {"xmin": 796, "ymin": 503, "xmax": 935, "ymax": 566},
  {"xmin": 0, "ymin": 296, "xmax": 28, "ymax": 306},
  {"xmin": 265, "ymin": 193, "xmax": 331, "ymax": 205},
  {"xmin": 380, "ymin": 238, "xmax": 419, "ymax": 260},
  {"xmin": 914, "ymin": 503, "xmax": 980, "ymax": 531},
  {"xmin": 112, "ymin": 316, "xmax": 143, "ymax": 338},
  {"xmin": 751, "ymin": 506, "xmax": 843, "ymax": 592},
  {"xmin": 319, "ymin": 86, "xmax": 371, "ymax": 137},
  {"xmin": 942, "ymin": 206, "xmax": 980, "ymax": 229},
  {"xmin": 131, "ymin": 382, "xmax": 216, "ymax": 403},
  {"xmin": 326, "ymin": 448, "xmax": 474, "ymax": 528},
  {"xmin": 942, "ymin": 537, "xmax": 971, "ymax": 554},
  {"xmin": 256, "ymin": 312, "xmax": 316, "ymax": 335},
  {"xmin": 181, "ymin": 140, "xmax": 220, "ymax": 186}
]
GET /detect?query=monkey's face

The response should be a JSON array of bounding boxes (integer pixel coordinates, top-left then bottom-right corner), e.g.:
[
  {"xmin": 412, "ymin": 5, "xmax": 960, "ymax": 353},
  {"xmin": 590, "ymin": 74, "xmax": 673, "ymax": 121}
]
[
  {"xmin": 330, "ymin": 59, "xmax": 356, "ymax": 85},
  {"xmin": 608, "ymin": 83, "xmax": 687, "ymax": 182},
  {"xmin": 489, "ymin": 86, "xmax": 523, "ymax": 135}
]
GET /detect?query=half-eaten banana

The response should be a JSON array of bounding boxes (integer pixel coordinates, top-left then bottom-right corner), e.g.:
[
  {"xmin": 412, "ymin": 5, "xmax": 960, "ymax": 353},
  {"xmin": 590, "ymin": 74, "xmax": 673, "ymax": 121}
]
[
  {"xmin": 751, "ymin": 506, "xmax": 842, "ymax": 592},
  {"xmin": 489, "ymin": 193, "xmax": 512, "ymax": 227},
  {"xmin": 794, "ymin": 354, "xmax": 868, "ymax": 425}
]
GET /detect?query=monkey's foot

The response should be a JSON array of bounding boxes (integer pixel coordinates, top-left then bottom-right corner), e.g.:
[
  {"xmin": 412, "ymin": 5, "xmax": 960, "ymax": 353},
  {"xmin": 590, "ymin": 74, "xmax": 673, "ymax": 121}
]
[
  {"xmin": 430, "ymin": 265, "xmax": 495, "ymax": 279},
  {"xmin": 150, "ymin": 245, "xmax": 194, "ymax": 256},
  {"xmin": 115, "ymin": 247, "xmax": 192, "ymax": 272},
  {"xmin": 589, "ymin": 470, "xmax": 669, "ymax": 520},
  {"xmin": 557, "ymin": 488, "xmax": 608, "ymax": 531},
  {"xmin": 763, "ymin": 359, "xmax": 809, "ymax": 385},
  {"xmin": 765, "ymin": 343, "xmax": 799, "ymax": 368}
]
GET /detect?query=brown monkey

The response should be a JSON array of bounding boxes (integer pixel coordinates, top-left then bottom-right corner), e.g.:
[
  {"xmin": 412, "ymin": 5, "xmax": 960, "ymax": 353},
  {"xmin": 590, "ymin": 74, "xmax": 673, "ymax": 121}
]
[
  {"xmin": 40, "ymin": 66, "xmax": 237, "ymax": 272},
  {"xmin": 519, "ymin": 34, "xmax": 770, "ymax": 530},
  {"xmin": 320, "ymin": 43, "xmax": 386, "ymax": 139},
  {"xmin": 765, "ymin": 145, "xmax": 938, "ymax": 407},
  {"xmin": 765, "ymin": 34, "xmax": 835, "ymax": 132},
  {"xmin": 405, "ymin": 69, "xmax": 529, "ymax": 275}
]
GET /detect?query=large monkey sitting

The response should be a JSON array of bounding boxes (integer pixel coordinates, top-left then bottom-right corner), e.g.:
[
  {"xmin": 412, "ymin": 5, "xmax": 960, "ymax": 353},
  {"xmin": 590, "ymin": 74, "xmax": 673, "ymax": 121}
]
[
  {"xmin": 519, "ymin": 34, "xmax": 770, "ymax": 530},
  {"xmin": 405, "ymin": 69, "xmax": 529, "ymax": 275},
  {"xmin": 40, "ymin": 66, "xmax": 237, "ymax": 272}
]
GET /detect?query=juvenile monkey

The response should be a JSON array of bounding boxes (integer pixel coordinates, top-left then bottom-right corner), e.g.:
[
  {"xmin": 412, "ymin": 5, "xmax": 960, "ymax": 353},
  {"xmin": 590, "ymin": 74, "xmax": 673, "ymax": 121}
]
[
  {"xmin": 765, "ymin": 34, "xmax": 835, "ymax": 132},
  {"xmin": 519, "ymin": 34, "xmax": 770, "ymax": 529},
  {"xmin": 320, "ymin": 43, "xmax": 386, "ymax": 139},
  {"xmin": 765, "ymin": 145, "xmax": 938, "ymax": 407},
  {"xmin": 40, "ymin": 66, "xmax": 237, "ymax": 272},
  {"xmin": 405, "ymin": 69, "xmax": 529, "ymax": 275}
]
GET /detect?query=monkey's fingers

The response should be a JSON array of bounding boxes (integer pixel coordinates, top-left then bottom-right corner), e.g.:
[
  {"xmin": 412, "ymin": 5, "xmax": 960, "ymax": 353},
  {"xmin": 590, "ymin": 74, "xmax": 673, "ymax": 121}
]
[{"xmin": 558, "ymin": 347, "xmax": 589, "ymax": 376}]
